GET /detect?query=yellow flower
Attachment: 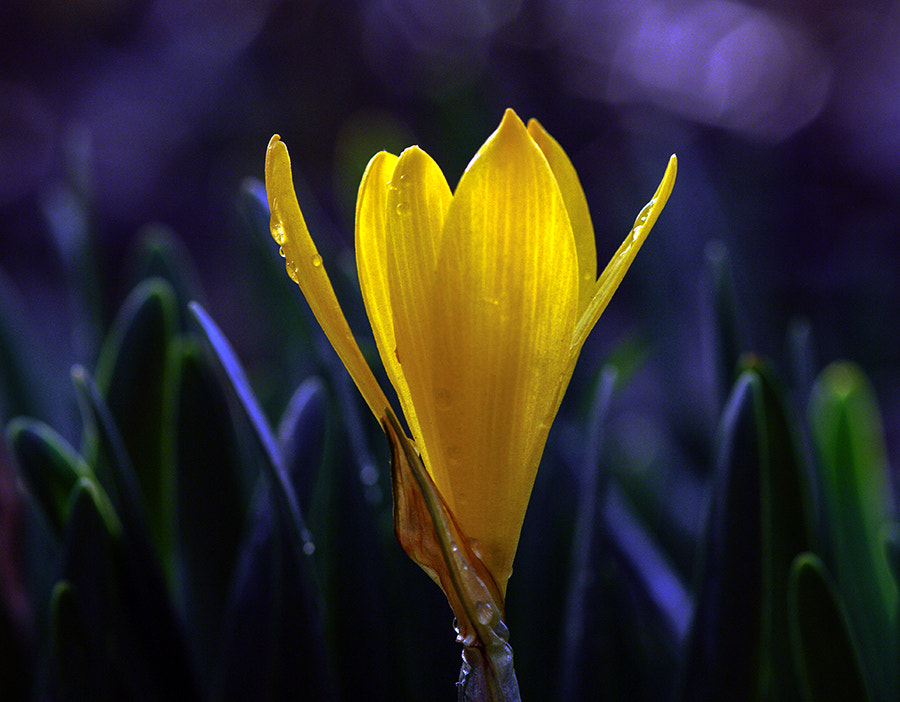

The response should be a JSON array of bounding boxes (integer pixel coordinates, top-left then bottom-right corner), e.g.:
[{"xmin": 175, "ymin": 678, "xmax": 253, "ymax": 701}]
[{"xmin": 265, "ymin": 109, "xmax": 676, "ymax": 595}]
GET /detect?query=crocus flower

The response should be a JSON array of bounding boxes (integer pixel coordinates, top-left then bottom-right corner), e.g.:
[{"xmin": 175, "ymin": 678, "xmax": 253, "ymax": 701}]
[{"xmin": 265, "ymin": 109, "xmax": 676, "ymax": 597}]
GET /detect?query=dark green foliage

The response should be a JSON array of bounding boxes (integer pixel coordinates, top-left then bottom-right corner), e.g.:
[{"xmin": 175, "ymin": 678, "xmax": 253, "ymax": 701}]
[
  {"xmin": 809, "ymin": 362, "xmax": 898, "ymax": 700},
  {"xmin": 3, "ymin": 205, "xmax": 896, "ymax": 702},
  {"xmin": 7, "ymin": 419, "xmax": 92, "ymax": 536},
  {"xmin": 789, "ymin": 553, "xmax": 873, "ymax": 702},
  {"xmin": 91, "ymin": 278, "xmax": 179, "ymax": 579}
]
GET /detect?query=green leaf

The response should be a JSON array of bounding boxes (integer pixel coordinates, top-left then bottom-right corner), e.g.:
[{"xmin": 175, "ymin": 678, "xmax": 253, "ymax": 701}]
[
  {"xmin": 175, "ymin": 339, "xmax": 249, "ymax": 678},
  {"xmin": 0, "ymin": 275, "xmax": 45, "ymax": 422},
  {"xmin": 91, "ymin": 278, "xmax": 179, "ymax": 579},
  {"xmin": 60, "ymin": 477, "xmax": 200, "ymax": 700},
  {"xmin": 741, "ymin": 356, "xmax": 817, "ymax": 698},
  {"xmin": 71, "ymin": 366, "xmax": 148, "ymax": 530},
  {"xmin": 54, "ymin": 479, "xmax": 126, "ymax": 698},
  {"xmin": 5, "ymin": 418, "xmax": 91, "ymax": 535},
  {"xmin": 128, "ymin": 225, "xmax": 208, "ymax": 326},
  {"xmin": 680, "ymin": 361, "xmax": 820, "ymax": 701},
  {"xmin": 808, "ymin": 361, "xmax": 897, "ymax": 698},
  {"xmin": 788, "ymin": 553, "xmax": 872, "ymax": 702},
  {"xmin": 70, "ymin": 365, "xmax": 169, "ymax": 596},
  {"xmin": 49, "ymin": 580, "xmax": 97, "ymax": 700},
  {"xmin": 679, "ymin": 373, "xmax": 762, "ymax": 701}
]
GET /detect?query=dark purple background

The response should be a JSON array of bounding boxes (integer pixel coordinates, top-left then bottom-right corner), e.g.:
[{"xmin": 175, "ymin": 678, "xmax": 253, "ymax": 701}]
[{"xmin": 2, "ymin": 0, "xmax": 898, "ymax": 466}]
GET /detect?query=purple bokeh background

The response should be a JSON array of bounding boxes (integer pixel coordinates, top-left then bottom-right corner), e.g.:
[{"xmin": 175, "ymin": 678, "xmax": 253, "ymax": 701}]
[{"xmin": 2, "ymin": 0, "xmax": 898, "ymax": 466}]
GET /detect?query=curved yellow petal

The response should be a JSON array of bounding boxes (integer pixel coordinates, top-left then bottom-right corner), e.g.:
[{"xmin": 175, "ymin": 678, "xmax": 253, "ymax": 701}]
[
  {"xmin": 527, "ymin": 118, "xmax": 597, "ymax": 309},
  {"xmin": 569, "ymin": 154, "xmax": 677, "ymax": 361},
  {"xmin": 355, "ymin": 151, "xmax": 407, "ymax": 407},
  {"xmin": 265, "ymin": 134, "xmax": 391, "ymax": 420},
  {"xmin": 397, "ymin": 109, "xmax": 579, "ymax": 591},
  {"xmin": 381, "ymin": 146, "xmax": 453, "ymax": 479}
]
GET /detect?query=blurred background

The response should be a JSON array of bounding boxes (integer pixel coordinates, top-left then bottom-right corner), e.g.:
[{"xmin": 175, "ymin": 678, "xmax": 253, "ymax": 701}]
[
  {"xmin": 2, "ymin": 0, "xmax": 899, "ymax": 699},
  {"xmin": 3, "ymin": 0, "xmax": 900, "ymax": 449}
]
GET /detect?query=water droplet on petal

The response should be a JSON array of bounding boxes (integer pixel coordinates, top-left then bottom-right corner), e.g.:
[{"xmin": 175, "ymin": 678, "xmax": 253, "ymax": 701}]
[
  {"xmin": 475, "ymin": 601, "xmax": 494, "ymax": 626},
  {"xmin": 311, "ymin": 253, "xmax": 323, "ymax": 267},
  {"xmin": 271, "ymin": 222, "xmax": 285, "ymax": 245},
  {"xmin": 396, "ymin": 201, "xmax": 409, "ymax": 215},
  {"xmin": 278, "ymin": 246, "xmax": 285, "ymax": 258},
  {"xmin": 632, "ymin": 225, "xmax": 643, "ymax": 241}
]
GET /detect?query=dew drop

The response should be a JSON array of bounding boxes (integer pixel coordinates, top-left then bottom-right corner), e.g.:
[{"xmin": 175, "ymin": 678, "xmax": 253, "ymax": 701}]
[
  {"xmin": 475, "ymin": 601, "xmax": 494, "ymax": 626},
  {"xmin": 311, "ymin": 253, "xmax": 323, "ymax": 267},
  {"xmin": 395, "ymin": 201, "xmax": 409, "ymax": 215},
  {"xmin": 632, "ymin": 225, "xmax": 643, "ymax": 241},
  {"xmin": 271, "ymin": 221, "xmax": 285, "ymax": 245},
  {"xmin": 278, "ymin": 246, "xmax": 285, "ymax": 258}
]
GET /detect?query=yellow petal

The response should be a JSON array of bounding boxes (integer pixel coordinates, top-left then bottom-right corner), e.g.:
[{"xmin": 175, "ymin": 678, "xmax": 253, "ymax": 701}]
[
  {"xmin": 363, "ymin": 146, "xmax": 452, "ymax": 479},
  {"xmin": 355, "ymin": 151, "xmax": 406, "ymax": 409},
  {"xmin": 570, "ymin": 154, "xmax": 677, "ymax": 361},
  {"xmin": 527, "ymin": 118, "xmax": 597, "ymax": 309},
  {"xmin": 394, "ymin": 109, "xmax": 579, "ymax": 590},
  {"xmin": 265, "ymin": 135, "xmax": 391, "ymax": 420}
]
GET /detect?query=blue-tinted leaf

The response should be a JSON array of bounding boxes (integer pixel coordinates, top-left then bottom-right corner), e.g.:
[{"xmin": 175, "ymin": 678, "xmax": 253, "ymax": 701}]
[
  {"xmin": 188, "ymin": 302, "xmax": 314, "ymax": 562},
  {"xmin": 558, "ymin": 365, "xmax": 617, "ymax": 699},
  {"xmin": 217, "ymin": 477, "xmax": 333, "ymax": 701},
  {"xmin": 276, "ymin": 376, "xmax": 328, "ymax": 513},
  {"xmin": 217, "ymin": 374, "xmax": 333, "ymax": 700},
  {"xmin": 237, "ymin": 177, "xmax": 271, "ymax": 243},
  {"xmin": 679, "ymin": 373, "xmax": 761, "ymax": 701}
]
